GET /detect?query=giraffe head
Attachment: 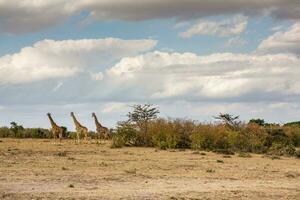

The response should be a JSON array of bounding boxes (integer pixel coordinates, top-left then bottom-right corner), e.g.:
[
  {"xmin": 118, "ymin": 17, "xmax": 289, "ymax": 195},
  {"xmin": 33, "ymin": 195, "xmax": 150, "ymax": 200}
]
[
  {"xmin": 70, "ymin": 112, "xmax": 74, "ymax": 117},
  {"xmin": 47, "ymin": 113, "xmax": 51, "ymax": 116}
]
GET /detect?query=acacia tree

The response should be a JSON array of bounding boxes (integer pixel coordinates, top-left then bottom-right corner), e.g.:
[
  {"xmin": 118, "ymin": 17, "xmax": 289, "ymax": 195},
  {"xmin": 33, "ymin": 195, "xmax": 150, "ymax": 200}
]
[
  {"xmin": 127, "ymin": 104, "xmax": 159, "ymax": 136},
  {"xmin": 214, "ymin": 113, "xmax": 241, "ymax": 130},
  {"xmin": 10, "ymin": 122, "xmax": 24, "ymax": 137}
]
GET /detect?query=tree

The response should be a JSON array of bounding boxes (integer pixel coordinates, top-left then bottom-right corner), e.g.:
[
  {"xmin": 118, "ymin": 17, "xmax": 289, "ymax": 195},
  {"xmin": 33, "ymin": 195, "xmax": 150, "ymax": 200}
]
[
  {"xmin": 127, "ymin": 104, "xmax": 160, "ymax": 124},
  {"xmin": 127, "ymin": 104, "xmax": 159, "ymax": 135},
  {"xmin": 214, "ymin": 113, "xmax": 241, "ymax": 130},
  {"xmin": 10, "ymin": 122, "xmax": 24, "ymax": 137},
  {"xmin": 284, "ymin": 121, "xmax": 300, "ymax": 127},
  {"xmin": 249, "ymin": 118, "xmax": 265, "ymax": 126}
]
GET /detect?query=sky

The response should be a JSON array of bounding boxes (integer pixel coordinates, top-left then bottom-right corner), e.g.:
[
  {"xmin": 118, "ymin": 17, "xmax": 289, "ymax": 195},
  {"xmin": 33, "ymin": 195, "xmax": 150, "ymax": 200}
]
[{"xmin": 0, "ymin": 0, "xmax": 300, "ymax": 131}]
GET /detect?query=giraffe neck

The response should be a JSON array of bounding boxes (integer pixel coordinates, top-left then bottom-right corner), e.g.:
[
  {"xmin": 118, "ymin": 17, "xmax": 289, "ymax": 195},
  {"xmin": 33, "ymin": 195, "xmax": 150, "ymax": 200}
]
[
  {"xmin": 48, "ymin": 115, "xmax": 58, "ymax": 128},
  {"xmin": 93, "ymin": 115, "xmax": 102, "ymax": 127},
  {"xmin": 71, "ymin": 114, "xmax": 82, "ymax": 128}
]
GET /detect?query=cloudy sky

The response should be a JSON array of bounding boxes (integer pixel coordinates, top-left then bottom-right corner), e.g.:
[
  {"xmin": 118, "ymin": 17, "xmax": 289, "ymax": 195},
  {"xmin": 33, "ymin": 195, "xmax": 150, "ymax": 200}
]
[{"xmin": 1, "ymin": 0, "xmax": 300, "ymax": 130}]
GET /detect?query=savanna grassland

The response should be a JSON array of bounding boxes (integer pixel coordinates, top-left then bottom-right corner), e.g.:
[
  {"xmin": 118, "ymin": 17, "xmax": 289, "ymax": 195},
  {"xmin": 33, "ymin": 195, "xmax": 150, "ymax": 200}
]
[{"xmin": 0, "ymin": 139, "xmax": 299, "ymax": 200}]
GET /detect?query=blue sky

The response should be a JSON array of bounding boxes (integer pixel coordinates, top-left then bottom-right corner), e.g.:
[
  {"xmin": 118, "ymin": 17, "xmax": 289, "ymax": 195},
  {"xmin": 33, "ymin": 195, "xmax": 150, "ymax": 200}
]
[
  {"xmin": 0, "ymin": 1, "xmax": 300, "ymax": 131},
  {"xmin": 0, "ymin": 15, "xmax": 279, "ymax": 55}
]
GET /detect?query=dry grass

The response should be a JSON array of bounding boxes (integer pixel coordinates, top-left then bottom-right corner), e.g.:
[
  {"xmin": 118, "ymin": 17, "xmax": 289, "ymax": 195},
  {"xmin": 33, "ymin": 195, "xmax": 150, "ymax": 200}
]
[{"xmin": 0, "ymin": 139, "xmax": 299, "ymax": 199}]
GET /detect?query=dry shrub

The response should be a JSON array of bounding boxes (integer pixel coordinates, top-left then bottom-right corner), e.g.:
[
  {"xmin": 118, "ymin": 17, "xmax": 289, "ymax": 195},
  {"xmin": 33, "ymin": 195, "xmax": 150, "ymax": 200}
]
[
  {"xmin": 101, "ymin": 116, "xmax": 300, "ymax": 158},
  {"xmin": 282, "ymin": 126, "xmax": 300, "ymax": 147},
  {"xmin": 148, "ymin": 118, "xmax": 193, "ymax": 149},
  {"xmin": 228, "ymin": 123, "xmax": 267, "ymax": 153},
  {"xmin": 191, "ymin": 124, "xmax": 231, "ymax": 151}
]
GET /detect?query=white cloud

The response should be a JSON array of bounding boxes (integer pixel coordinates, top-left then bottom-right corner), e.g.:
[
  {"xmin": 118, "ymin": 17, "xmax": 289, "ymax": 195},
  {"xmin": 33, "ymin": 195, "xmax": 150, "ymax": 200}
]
[
  {"xmin": 225, "ymin": 36, "xmax": 247, "ymax": 47},
  {"xmin": 107, "ymin": 51, "xmax": 300, "ymax": 99},
  {"xmin": 76, "ymin": 1, "xmax": 300, "ymax": 21},
  {"xmin": 1, "ymin": 0, "xmax": 300, "ymax": 34},
  {"xmin": 0, "ymin": 0, "xmax": 75, "ymax": 34},
  {"xmin": 89, "ymin": 72, "xmax": 104, "ymax": 81},
  {"xmin": 180, "ymin": 15, "xmax": 248, "ymax": 38},
  {"xmin": 271, "ymin": 25, "xmax": 284, "ymax": 32},
  {"xmin": 258, "ymin": 22, "xmax": 300, "ymax": 54},
  {"xmin": 0, "ymin": 38, "xmax": 157, "ymax": 85},
  {"xmin": 101, "ymin": 102, "xmax": 128, "ymax": 113},
  {"xmin": 173, "ymin": 21, "xmax": 190, "ymax": 29}
]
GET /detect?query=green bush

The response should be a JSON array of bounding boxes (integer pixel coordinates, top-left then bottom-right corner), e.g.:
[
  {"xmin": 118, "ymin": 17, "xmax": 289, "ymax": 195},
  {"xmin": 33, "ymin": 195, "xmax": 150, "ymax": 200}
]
[
  {"xmin": 111, "ymin": 121, "xmax": 138, "ymax": 147},
  {"xmin": 283, "ymin": 126, "xmax": 300, "ymax": 147},
  {"xmin": 149, "ymin": 119, "xmax": 182, "ymax": 149},
  {"xmin": 22, "ymin": 128, "xmax": 51, "ymax": 138},
  {"xmin": 191, "ymin": 125, "xmax": 218, "ymax": 150},
  {"xmin": 228, "ymin": 124, "xmax": 267, "ymax": 153},
  {"xmin": 0, "ymin": 126, "xmax": 50, "ymax": 138},
  {"xmin": 269, "ymin": 143, "xmax": 296, "ymax": 156},
  {"xmin": 265, "ymin": 127, "xmax": 291, "ymax": 147},
  {"xmin": 170, "ymin": 119, "xmax": 194, "ymax": 148},
  {"xmin": 111, "ymin": 134, "xmax": 126, "ymax": 148},
  {"xmin": 0, "ymin": 127, "xmax": 13, "ymax": 137}
]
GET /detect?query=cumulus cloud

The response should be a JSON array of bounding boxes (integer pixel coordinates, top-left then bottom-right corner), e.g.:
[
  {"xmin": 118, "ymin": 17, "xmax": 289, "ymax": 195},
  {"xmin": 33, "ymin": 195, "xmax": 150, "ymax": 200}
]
[
  {"xmin": 0, "ymin": 38, "xmax": 157, "ymax": 85},
  {"xmin": 107, "ymin": 51, "xmax": 300, "ymax": 100},
  {"xmin": 2, "ymin": 38, "xmax": 299, "ymax": 106},
  {"xmin": 1, "ymin": 0, "xmax": 300, "ymax": 33},
  {"xmin": 1, "ymin": 47, "xmax": 300, "ymax": 126},
  {"xmin": 0, "ymin": 0, "xmax": 75, "ymax": 34},
  {"xmin": 258, "ymin": 22, "xmax": 300, "ymax": 54},
  {"xmin": 180, "ymin": 15, "xmax": 248, "ymax": 38}
]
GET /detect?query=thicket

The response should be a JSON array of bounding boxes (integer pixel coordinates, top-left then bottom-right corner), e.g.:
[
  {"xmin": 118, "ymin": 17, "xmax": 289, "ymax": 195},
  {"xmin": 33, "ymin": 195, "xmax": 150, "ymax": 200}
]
[
  {"xmin": 0, "ymin": 122, "xmax": 101, "ymax": 139},
  {"xmin": 0, "ymin": 122, "xmax": 61, "ymax": 139},
  {"xmin": 0, "ymin": 125, "xmax": 51, "ymax": 139},
  {"xmin": 112, "ymin": 105, "xmax": 300, "ymax": 158}
]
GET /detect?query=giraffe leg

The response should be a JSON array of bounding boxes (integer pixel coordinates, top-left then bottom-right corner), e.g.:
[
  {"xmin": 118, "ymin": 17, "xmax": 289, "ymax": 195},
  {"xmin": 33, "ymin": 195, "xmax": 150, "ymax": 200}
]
[
  {"xmin": 85, "ymin": 131, "xmax": 88, "ymax": 141},
  {"xmin": 84, "ymin": 131, "xmax": 88, "ymax": 143},
  {"xmin": 53, "ymin": 130, "xmax": 57, "ymax": 144},
  {"xmin": 104, "ymin": 129, "xmax": 110, "ymax": 140},
  {"xmin": 59, "ymin": 130, "xmax": 63, "ymax": 143},
  {"xmin": 76, "ymin": 132, "xmax": 80, "ymax": 144}
]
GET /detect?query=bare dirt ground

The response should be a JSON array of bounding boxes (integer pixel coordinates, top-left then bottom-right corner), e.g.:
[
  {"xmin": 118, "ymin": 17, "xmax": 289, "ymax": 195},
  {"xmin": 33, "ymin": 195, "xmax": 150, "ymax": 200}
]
[{"xmin": 0, "ymin": 139, "xmax": 299, "ymax": 200}]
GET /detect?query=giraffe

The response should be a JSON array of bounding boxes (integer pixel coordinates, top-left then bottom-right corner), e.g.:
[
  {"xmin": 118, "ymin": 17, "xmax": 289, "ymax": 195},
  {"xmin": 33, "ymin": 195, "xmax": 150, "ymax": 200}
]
[
  {"xmin": 47, "ymin": 113, "xmax": 63, "ymax": 142},
  {"xmin": 70, "ymin": 112, "xmax": 88, "ymax": 142},
  {"xmin": 92, "ymin": 112, "xmax": 110, "ymax": 140}
]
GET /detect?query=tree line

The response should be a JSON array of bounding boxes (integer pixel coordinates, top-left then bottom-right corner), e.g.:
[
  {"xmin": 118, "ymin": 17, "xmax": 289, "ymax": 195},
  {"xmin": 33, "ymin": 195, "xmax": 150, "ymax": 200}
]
[{"xmin": 0, "ymin": 104, "xmax": 299, "ymax": 158}]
